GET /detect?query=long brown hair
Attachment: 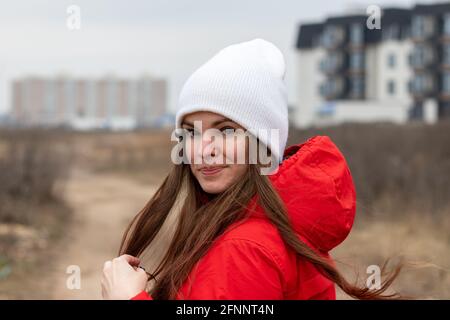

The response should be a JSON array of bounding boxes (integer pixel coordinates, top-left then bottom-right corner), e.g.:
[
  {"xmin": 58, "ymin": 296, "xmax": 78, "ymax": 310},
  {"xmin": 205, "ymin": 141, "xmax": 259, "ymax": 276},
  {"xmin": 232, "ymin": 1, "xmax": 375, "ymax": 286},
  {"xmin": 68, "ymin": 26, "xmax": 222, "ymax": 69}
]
[{"xmin": 119, "ymin": 159, "xmax": 404, "ymax": 300}]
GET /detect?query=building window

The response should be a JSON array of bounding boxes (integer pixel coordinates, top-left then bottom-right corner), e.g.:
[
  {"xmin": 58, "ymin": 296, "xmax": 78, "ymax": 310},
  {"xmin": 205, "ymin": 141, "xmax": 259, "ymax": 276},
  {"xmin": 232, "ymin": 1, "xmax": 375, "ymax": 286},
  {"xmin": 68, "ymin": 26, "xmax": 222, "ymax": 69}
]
[
  {"xmin": 319, "ymin": 59, "xmax": 325, "ymax": 72},
  {"xmin": 443, "ymin": 44, "xmax": 450, "ymax": 66},
  {"xmin": 320, "ymin": 52, "xmax": 343, "ymax": 73},
  {"xmin": 412, "ymin": 45, "xmax": 424, "ymax": 67},
  {"xmin": 44, "ymin": 80, "xmax": 56, "ymax": 119},
  {"xmin": 387, "ymin": 80, "xmax": 396, "ymax": 95},
  {"xmin": 65, "ymin": 80, "xmax": 75, "ymax": 118},
  {"xmin": 317, "ymin": 102, "xmax": 335, "ymax": 118},
  {"xmin": 320, "ymin": 77, "xmax": 344, "ymax": 97},
  {"xmin": 387, "ymin": 53, "xmax": 396, "ymax": 68},
  {"xmin": 442, "ymin": 72, "xmax": 450, "ymax": 94},
  {"xmin": 350, "ymin": 23, "xmax": 363, "ymax": 45},
  {"xmin": 444, "ymin": 14, "xmax": 450, "ymax": 36},
  {"xmin": 408, "ymin": 52, "xmax": 413, "ymax": 66},
  {"xmin": 322, "ymin": 25, "xmax": 344, "ymax": 48},
  {"xmin": 402, "ymin": 25, "xmax": 411, "ymax": 39},
  {"xmin": 411, "ymin": 73, "xmax": 434, "ymax": 94},
  {"xmin": 349, "ymin": 51, "xmax": 364, "ymax": 70},
  {"xmin": 411, "ymin": 15, "xmax": 435, "ymax": 39},
  {"xmin": 382, "ymin": 25, "xmax": 400, "ymax": 40},
  {"xmin": 409, "ymin": 102, "xmax": 424, "ymax": 119},
  {"xmin": 320, "ymin": 81, "xmax": 333, "ymax": 97},
  {"xmin": 412, "ymin": 75, "xmax": 424, "ymax": 94},
  {"xmin": 411, "ymin": 44, "xmax": 434, "ymax": 68},
  {"xmin": 412, "ymin": 16, "xmax": 424, "ymax": 38},
  {"xmin": 349, "ymin": 77, "xmax": 364, "ymax": 98}
]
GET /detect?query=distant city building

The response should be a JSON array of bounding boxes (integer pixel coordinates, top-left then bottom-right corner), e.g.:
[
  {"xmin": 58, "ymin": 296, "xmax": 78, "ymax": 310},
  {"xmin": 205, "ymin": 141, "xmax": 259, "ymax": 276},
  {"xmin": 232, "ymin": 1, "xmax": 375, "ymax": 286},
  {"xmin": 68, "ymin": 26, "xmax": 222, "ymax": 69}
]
[
  {"xmin": 294, "ymin": 3, "xmax": 450, "ymax": 128},
  {"xmin": 10, "ymin": 75, "xmax": 167, "ymax": 130}
]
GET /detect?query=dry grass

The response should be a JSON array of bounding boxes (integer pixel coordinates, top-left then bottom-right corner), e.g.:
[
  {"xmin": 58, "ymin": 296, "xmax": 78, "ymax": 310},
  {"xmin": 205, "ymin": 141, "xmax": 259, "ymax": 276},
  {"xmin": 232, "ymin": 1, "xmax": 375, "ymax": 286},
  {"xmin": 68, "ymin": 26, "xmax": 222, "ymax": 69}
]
[
  {"xmin": 0, "ymin": 129, "xmax": 73, "ymax": 224},
  {"xmin": 289, "ymin": 121, "xmax": 450, "ymax": 299},
  {"xmin": 288, "ymin": 120, "xmax": 450, "ymax": 217},
  {"xmin": 1, "ymin": 122, "xmax": 449, "ymax": 299},
  {"xmin": 0, "ymin": 129, "xmax": 73, "ymax": 298},
  {"xmin": 333, "ymin": 211, "xmax": 450, "ymax": 299},
  {"xmin": 69, "ymin": 129, "xmax": 174, "ymax": 184},
  {"xmin": 68, "ymin": 124, "xmax": 450, "ymax": 299}
]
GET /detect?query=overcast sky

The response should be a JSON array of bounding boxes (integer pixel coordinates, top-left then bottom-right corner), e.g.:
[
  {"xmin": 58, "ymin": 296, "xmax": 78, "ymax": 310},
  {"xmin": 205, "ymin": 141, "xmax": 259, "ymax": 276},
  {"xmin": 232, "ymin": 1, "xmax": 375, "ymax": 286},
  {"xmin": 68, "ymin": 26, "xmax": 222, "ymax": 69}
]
[{"xmin": 0, "ymin": 0, "xmax": 434, "ymax": 115}]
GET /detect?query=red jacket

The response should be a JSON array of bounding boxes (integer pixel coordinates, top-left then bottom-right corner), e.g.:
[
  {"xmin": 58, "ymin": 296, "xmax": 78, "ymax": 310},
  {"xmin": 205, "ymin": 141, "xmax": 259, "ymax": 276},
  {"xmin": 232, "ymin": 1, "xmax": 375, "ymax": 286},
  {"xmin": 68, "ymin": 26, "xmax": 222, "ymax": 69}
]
[{"xmin": 131, "ymin": 135, "xmax": 356, "ymax": 300}]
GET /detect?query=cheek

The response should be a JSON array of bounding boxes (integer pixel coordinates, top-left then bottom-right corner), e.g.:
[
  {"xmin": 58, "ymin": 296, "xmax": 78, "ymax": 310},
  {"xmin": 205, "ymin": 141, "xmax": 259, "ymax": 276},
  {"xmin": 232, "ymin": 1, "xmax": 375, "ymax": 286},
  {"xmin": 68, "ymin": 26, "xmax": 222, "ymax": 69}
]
[
  {"xmin": 192, "ymin": 164, "xmax": 247, "ymax": 194},
  {"xmin": 185, "ymin": 139, "xmax": 195, "ymax": 163},
  {"xmin": 224, "ymin": 136, "xmax": 248, "ymax": 164},
  {"xmin": 224, "ymin": 165, "xmax": 247, "ymax": 185}
]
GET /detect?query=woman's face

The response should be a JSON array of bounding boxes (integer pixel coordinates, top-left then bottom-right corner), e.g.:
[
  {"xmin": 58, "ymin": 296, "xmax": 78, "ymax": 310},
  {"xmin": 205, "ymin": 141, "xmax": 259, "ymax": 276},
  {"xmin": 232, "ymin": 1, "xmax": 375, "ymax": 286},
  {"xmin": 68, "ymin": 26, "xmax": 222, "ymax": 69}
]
[{"xmin": 181, "ymin": 111, "xmax": 248, "ymax": 194}]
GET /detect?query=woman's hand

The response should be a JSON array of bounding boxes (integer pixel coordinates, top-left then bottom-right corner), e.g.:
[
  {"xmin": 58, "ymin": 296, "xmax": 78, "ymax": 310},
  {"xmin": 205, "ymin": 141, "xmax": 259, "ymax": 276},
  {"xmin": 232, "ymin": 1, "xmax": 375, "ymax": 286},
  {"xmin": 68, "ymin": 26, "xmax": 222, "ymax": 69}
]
[{"xmin": 101, "ymin": 254, "xmax": 148, "ymax": 300}]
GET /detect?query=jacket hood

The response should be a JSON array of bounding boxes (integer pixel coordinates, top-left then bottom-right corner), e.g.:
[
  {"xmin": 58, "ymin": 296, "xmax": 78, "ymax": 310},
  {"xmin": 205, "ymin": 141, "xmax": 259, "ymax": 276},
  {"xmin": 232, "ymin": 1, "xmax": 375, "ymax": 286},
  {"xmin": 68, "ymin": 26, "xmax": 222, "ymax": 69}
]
[{"xmin": 267, "ymin": 135, "xmax": 356, "ymax": 252}]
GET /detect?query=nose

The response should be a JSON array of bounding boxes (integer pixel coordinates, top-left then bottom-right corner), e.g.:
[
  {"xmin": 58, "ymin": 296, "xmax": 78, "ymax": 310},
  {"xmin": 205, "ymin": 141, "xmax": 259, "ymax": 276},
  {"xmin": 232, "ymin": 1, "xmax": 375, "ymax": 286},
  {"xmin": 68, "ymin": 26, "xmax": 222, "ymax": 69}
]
[
  {"xmin": 189, "ymin": 129, "xmax": 225, "ymax": 165},
  {"xmin": 200, "ymin": 131, "xmax": 217, "ymax": 159}
]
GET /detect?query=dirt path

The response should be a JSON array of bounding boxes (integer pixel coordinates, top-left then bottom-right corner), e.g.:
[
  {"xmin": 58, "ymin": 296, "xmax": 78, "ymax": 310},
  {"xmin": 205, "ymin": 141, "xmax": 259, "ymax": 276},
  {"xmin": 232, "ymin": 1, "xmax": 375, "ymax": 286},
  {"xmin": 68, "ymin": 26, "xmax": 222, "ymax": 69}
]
[
  {"xmin": 48, "ymin": 169, "xmax": 157, "ymax": 299},
  {"xmin": 27, "ymin": 168, "xmax": 450, "ymax": 300}
]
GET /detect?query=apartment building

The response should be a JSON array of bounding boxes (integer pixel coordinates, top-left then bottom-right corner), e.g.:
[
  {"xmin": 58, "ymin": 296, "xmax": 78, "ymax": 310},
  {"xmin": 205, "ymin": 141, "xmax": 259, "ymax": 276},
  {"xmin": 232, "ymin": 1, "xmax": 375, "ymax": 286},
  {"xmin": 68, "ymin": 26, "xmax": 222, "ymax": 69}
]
[
  {"xmin": 410, "ymin": 3, "xmax": 450, "ymax": 119},
  {"xmin": 10, "ymin": 75, "xmax": 167, "ymax": 130},
  {"xmin": 294, "ymin": 3, "xmax": 450, "ymax": 128}
]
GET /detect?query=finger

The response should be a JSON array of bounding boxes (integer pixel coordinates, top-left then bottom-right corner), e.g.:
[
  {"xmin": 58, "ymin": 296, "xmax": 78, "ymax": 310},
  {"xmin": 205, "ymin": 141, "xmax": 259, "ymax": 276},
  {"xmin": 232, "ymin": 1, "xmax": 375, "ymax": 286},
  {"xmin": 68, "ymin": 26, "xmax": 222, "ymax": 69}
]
[
  {"xmin": 118, "ymin": 254, "xmax": 141, "ymax": 267},
  {"xmin": 103, "ymin": 260, "xmax": 112, "ymax": 271},
  {"xmin": 101, "ymin": 270, "xmax": 109, "ymax": 286},
  {"xmin": 101, "ymin": 282, "xmax": 107, "ymax": 300},
  {"xmin": 136, "ymin": 267, "xmax": 147, "ymax": 276},
  {"xmin": 136, "ymin": 267, "xmax": 150, "ymax": 282}
]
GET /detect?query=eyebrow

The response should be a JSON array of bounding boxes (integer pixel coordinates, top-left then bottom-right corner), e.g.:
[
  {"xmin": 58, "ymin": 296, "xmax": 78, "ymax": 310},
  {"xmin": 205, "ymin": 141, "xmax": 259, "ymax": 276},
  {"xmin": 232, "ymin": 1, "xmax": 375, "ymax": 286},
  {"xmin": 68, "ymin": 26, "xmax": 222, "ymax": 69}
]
[{"xmin": 181, "ymin": 117, "xmax": 233, "ymax": 127}]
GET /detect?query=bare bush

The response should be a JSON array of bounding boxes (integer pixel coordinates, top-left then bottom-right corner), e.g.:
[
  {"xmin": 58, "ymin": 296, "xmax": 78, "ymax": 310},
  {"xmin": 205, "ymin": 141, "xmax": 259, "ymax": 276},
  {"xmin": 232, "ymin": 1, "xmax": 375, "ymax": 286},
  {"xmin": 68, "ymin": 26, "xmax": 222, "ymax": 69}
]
[
  {"xmin": 288, "ymin": 120, "xmax": 450, "ymax": 217},
  {"xmin": 0, "ymin": 129, "xmax": 73, "ymax": 224}
]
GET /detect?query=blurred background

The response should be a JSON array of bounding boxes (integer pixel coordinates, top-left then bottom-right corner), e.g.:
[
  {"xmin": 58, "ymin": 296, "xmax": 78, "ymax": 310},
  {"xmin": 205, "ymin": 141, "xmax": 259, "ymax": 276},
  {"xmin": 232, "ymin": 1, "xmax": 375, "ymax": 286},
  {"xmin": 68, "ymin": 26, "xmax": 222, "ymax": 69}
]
[{"xmin": 0, "ymin": 0, "xmax": 449, "ymax": 299}]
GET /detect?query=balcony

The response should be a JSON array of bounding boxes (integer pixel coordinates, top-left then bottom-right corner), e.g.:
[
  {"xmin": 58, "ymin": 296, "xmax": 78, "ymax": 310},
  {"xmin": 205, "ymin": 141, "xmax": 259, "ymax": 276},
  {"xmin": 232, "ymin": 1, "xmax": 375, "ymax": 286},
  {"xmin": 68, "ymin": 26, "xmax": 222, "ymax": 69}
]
[
  {"xmin": 442, "ymin": 44, "xmax": 450, "ymax": 67},
  {"xmin": 441, "ymin": 72, "xmax": 450, "ymax": 97},
  {"xmin": 349, "ymin": 23, "xmax": 364, "ymax": 48},
  {"xmin": 411, "ymin": 15, "xmax": 436, "ymax": 41},
  {"xmin": 319, "ymin": 77, "xmax": 344, "ymax": 99},
  {"xmin": 410, "ymin": 44, "xmax": 435, "ymax": 69},
  {"xmin": 321, "ymin": 25, "xmax": 345, "ymax": 49},
  {"xmin": 348, "ymin": 76, "xmax": 365, "ymax": 99},
  {"xmin": 319, "ymin": 52, "xmax": 344, "ymax": 74},
  {"xmin": 442, "ymin": 13, "xmax": 450, "ymax": 40},
  {"xmin": 348, "ymin": 51, "xmax": 365, "ymax": 73},
  {"xmin": 410, "ymin": 73, "xmax": 435, "ymax": 96}
]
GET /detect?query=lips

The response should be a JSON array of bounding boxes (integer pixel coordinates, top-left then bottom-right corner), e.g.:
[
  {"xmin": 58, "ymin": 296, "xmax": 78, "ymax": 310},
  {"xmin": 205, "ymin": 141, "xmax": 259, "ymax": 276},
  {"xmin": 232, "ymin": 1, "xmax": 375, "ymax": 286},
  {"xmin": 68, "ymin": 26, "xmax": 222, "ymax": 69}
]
[{"xmin": 199, "ymin": 166, "xmax": 226, "ymax": 176}]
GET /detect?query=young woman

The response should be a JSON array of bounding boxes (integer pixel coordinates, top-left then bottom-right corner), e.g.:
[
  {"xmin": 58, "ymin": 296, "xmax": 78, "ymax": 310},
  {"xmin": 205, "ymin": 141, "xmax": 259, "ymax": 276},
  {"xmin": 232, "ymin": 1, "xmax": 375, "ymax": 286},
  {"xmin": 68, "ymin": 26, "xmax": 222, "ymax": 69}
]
[{"xmin": 101, "ymin": 39, "xmax": 402, "ymax": 300}]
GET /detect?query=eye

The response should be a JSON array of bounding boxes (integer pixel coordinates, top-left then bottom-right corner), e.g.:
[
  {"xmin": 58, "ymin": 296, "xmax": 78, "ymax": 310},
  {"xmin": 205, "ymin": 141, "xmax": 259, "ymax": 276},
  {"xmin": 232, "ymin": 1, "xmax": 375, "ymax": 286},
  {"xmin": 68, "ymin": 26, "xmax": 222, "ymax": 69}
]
[
  {"xmin": 185, "ymin": 128, "xmax": 201, "ymax": 138},
  {"xmin": 220, "ymin": 127, "xmax": 235, "ymax": 136}
]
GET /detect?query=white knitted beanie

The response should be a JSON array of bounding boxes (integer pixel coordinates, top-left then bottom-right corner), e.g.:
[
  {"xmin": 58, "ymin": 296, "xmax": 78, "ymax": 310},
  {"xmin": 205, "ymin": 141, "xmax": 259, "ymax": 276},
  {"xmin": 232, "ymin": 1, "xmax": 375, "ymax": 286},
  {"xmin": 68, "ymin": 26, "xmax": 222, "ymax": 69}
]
[{"xmin": 175, "ymin": 38, "xmax": 289, "ymax": 164}]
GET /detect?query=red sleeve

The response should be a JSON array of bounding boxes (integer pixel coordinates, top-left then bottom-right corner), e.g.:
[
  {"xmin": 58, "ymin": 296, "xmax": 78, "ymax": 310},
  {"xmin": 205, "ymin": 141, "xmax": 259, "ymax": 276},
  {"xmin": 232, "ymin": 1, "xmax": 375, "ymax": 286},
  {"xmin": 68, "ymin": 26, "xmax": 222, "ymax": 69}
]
[
  {"xmin": 130, "ymin": 290, "xmax": 153, "ymax": 300},
  {"xmin": 179, "ymin": 238, "xmax": 284, "ymax": 299}
]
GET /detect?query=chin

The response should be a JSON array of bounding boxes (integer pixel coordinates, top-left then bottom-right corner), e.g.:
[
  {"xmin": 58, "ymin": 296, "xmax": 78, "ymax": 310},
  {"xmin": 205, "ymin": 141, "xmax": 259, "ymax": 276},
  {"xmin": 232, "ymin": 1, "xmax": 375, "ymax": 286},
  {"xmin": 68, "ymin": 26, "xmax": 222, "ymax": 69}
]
[{"xmin": 199, "ymin": 181, "xmax": 226, "ymax": 194}]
